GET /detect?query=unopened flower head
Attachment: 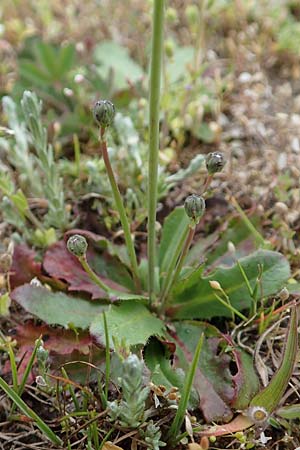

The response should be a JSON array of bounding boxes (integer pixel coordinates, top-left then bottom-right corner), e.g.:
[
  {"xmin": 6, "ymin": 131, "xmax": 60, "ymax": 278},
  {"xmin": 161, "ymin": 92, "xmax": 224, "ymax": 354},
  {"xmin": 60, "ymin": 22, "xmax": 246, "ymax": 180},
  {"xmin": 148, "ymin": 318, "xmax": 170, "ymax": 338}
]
[
  {"xmin": 206, "ymin": 152, "xmax": 226, "ymax": 174},
  {"xmin": 184, "ymin": 194, "xmax": 205, "ymax": 224},
  {"xmin": 93, "ymin": 100, "xmax": 115, "ymax": 128},
  {"xmin": 67, "ymin": 234, "xmax": 88, "ymax": 257},
  {"xmin": 209, "ymin": 280, "xmax": 222, "ymax": 291}
]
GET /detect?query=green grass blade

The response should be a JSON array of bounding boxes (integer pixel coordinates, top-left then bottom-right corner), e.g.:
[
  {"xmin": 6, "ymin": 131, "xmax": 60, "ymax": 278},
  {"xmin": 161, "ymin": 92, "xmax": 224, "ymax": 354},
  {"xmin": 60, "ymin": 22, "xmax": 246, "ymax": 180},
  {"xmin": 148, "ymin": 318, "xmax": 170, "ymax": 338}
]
[
  {"xmin": 167, "ymin": 333, "xmax": 204, "ymax": 444},
  {"xmin": 0, "ymin": 376, "xmax": 62, "ymax": 446},
  {"xmin": 11, "ymin": 337, "xmax": 42, "ymax": 415},
  {"xmin": 250, "ymin": 305, "xmax": 298, "ymax": 414},
  {"xmin": 103, "ymin": 311, "xmax": 110, "ymax": 406},
  {"xmin": 7, "ymin": 344, "xmax": 18, "ymax": 392}
]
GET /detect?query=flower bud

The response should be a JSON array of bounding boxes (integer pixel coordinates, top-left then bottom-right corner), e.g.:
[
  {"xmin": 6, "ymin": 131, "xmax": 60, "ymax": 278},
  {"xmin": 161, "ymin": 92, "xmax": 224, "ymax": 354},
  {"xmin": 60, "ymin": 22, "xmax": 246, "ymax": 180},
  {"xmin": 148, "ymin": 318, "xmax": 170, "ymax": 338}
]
[
  {"xmin": 67, "ymin": 234, "xmax": 88, "ymax": 257},
  {"xmin": 206, "ymin": 152, "xmax": 226, "ymax": 174},
  {"xmin": 184, "ymin": 194, "xmax": 205, "ymax": 224},
  {"xmin": 209, "ymin": 280, "xmax": 222, "ymax": 291},
  {"xmin": 93, "ymin": 100, "xmax": 115, "ymax": 128}
]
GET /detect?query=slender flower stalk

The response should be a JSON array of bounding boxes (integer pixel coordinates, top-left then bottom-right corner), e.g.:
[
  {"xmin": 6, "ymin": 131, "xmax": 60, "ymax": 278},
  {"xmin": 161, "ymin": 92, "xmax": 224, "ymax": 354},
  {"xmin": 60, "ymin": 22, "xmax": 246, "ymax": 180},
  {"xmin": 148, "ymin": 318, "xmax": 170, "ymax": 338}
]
[
  {"xmin": 148, "ymin": 0, "xmax": 165, "ymax": 304},
  {"xmin": 168, "ymin": 224, "xmax": 195, "ymax": 290},
  {"xmin": 159, "ymin": 224, "xmax": 189, "ymax": 307},
  {"xmin": 67, "ymin": 234, "xmax": 111, "ymax": 293},
  {"xmin": 78, "ymin": 254, "xmax": 111, "ymax": 294},
  {"xmin": 100, "ymin": 129, "xmax": 140, "ymax": 292},
  {"xmin": 160, "ymin": 225, "xmax": 195, "ymax": 307},
  {"xmin": 160, "ymin": 195, "xmax": 205, "ymax": 306}
]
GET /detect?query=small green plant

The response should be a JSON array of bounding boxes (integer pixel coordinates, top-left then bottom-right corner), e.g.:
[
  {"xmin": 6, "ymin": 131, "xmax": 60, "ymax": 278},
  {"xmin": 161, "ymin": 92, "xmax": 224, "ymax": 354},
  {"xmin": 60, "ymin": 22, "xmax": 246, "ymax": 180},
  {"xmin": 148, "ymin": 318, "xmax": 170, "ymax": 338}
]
[
  {"xmin": 107, "ymin": 353, "xmax": 150, "ymax": 428},
  {"xmin": 1, "ymin": 1, "xmax": 298, "ymax": 449}
]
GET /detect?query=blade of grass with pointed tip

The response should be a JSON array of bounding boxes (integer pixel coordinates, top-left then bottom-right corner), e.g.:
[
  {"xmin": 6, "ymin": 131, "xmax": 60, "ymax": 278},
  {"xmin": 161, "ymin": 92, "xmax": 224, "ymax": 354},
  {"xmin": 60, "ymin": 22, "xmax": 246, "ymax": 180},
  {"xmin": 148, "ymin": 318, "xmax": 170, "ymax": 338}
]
[
  {"xmin": 0, "ymin": 376, "xmax": 62, "ymax": 446},
  {"xmin": 250, "ymin": 305, "xmax": 298, "ymax": 413},
  {"xmin": 167, "ymin": 333, "xmax": 204, "ymax": 444}
]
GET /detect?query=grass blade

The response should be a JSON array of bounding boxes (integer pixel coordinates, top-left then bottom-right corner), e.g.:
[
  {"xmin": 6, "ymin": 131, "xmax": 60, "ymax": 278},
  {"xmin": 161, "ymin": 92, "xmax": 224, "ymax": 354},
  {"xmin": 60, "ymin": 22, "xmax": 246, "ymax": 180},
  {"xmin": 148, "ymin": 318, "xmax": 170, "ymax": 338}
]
[
  {"xmin": 0, "ymin": 376, "xmax": 63, "ymax": 446},
  {"xmin": 167, "ymin": 333, "xmax": 204, "ymax": 444},
  {"xmin": 250, "ymin": 305, "xmax": 298, "ymax": 414}
]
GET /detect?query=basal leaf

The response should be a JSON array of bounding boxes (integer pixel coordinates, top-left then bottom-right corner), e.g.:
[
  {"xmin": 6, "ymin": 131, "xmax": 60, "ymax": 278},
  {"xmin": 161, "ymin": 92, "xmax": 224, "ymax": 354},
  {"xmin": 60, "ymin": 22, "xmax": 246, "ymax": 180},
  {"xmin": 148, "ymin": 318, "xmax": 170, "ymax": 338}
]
[
  {"xmin": 10, "ymin": 244, "xmax": 42, "ymax": 289},
  {"xmin": 90, "ymin": 301, "xmax": 165, "ymax": 349},
  {"xmin": 43, "ymin": 240, "xmax": 134, "ymax": 299},
  {"xmin": 167, "ymin": 250, "xmax": 290, "ymax": 319},
  {"xmin": 11, "ymin": 284, "xmax": 107, "ymax": 329},
  {"xmin": 2, "ymin": 322, "xmax": 93, "ymax": 382}
]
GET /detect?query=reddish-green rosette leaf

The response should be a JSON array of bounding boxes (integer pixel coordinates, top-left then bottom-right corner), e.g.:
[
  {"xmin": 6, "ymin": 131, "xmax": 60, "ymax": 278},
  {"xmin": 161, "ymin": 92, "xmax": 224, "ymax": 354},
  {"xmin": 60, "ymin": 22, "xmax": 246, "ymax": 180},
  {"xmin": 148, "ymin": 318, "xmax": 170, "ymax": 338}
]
[
  {"xmin": 3, "ymin": 322, "xmax": 93, "ymax": 382},
  {"xmin": 10, "ymin": 244, "xmax": 42, "ymax": 289},
  {"xmin": 43, "ymin": 241, "xmax": 132, "ymax": 299},
  {"xmin": 172, "ymin": 322, "xmax": 259, "ymax": 422}
]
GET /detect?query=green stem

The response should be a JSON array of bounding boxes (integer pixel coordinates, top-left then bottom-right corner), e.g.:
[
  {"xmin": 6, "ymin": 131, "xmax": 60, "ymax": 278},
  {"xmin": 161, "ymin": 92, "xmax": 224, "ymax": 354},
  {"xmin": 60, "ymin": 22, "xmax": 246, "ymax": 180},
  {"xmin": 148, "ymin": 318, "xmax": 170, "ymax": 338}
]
[
  {"xmin": 213, "ymin": 292, "xmax": 247, "ymax": 321},
  {"xmin": 78, "ymin": 255, "xmax": 110, "ymax": 293},
  {"xmin": 159, "ymin": 223, "xmax": 189, "ymax": 308},
  {"xmin": 148, "ymin": 0, "xmax": 165, "ymax": 304},
  {"xmin": 103, "ymin": 312, "xmax": 110, "ymax": 406},
  {"xmin": 163, "ymin": 225, "xmax": 195, "ymax": 305},
  {"xmin": 100, "ymin": 131, "xmax": 140, "ymax": 293},
  {"xmin": 201, "ymin": 174, "xmax": 213, "ymax": 195}
]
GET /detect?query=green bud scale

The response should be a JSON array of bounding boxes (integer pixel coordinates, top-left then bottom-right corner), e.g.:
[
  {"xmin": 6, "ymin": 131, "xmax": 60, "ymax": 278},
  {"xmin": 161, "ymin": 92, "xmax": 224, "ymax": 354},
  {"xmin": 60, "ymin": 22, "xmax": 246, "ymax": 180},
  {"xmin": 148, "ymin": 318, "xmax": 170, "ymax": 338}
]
[
  {"xmin": 67, "ymin": 234, "xmax": 88, "ymax": 257},
  {"xmin": 206, "ymin": 152, "xmax": 226, "ymax": 174},
  {"xmin": 184, "ymin": 194, "xmax": 205, "ymax": 224},
  {"xmin": 93, "ymin": 100, "xmax": 115, "ymax": 128}
]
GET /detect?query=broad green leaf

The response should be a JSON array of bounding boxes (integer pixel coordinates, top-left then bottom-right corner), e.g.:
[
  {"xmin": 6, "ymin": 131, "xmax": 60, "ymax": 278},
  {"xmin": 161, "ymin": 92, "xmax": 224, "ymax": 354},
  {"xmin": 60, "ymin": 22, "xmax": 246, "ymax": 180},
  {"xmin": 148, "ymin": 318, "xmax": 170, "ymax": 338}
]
[
  {"xmin": 159, "ymin": 207, "xmax": 189, "ymax": 276},
  {"xmin": 168, "ymin": 250, "xmax": 290, "ymax": 319},
  {"xmin": 11, "ymin": 284, "xmax": 107, "ymax": 329},
  {"xmin": 93, "ymin": 41, "xmax": 144, "ymax": 91},
  {"xmin": 144, "ymin": 338, "xmax": 187, "ymax": 390},
  {"xmin": 186, "ymin": 216, "xmax": 260, "ymax": 268},
  {"xmin": 90, "ymin": 301, "xmax": 165, "ymax": 349}
]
